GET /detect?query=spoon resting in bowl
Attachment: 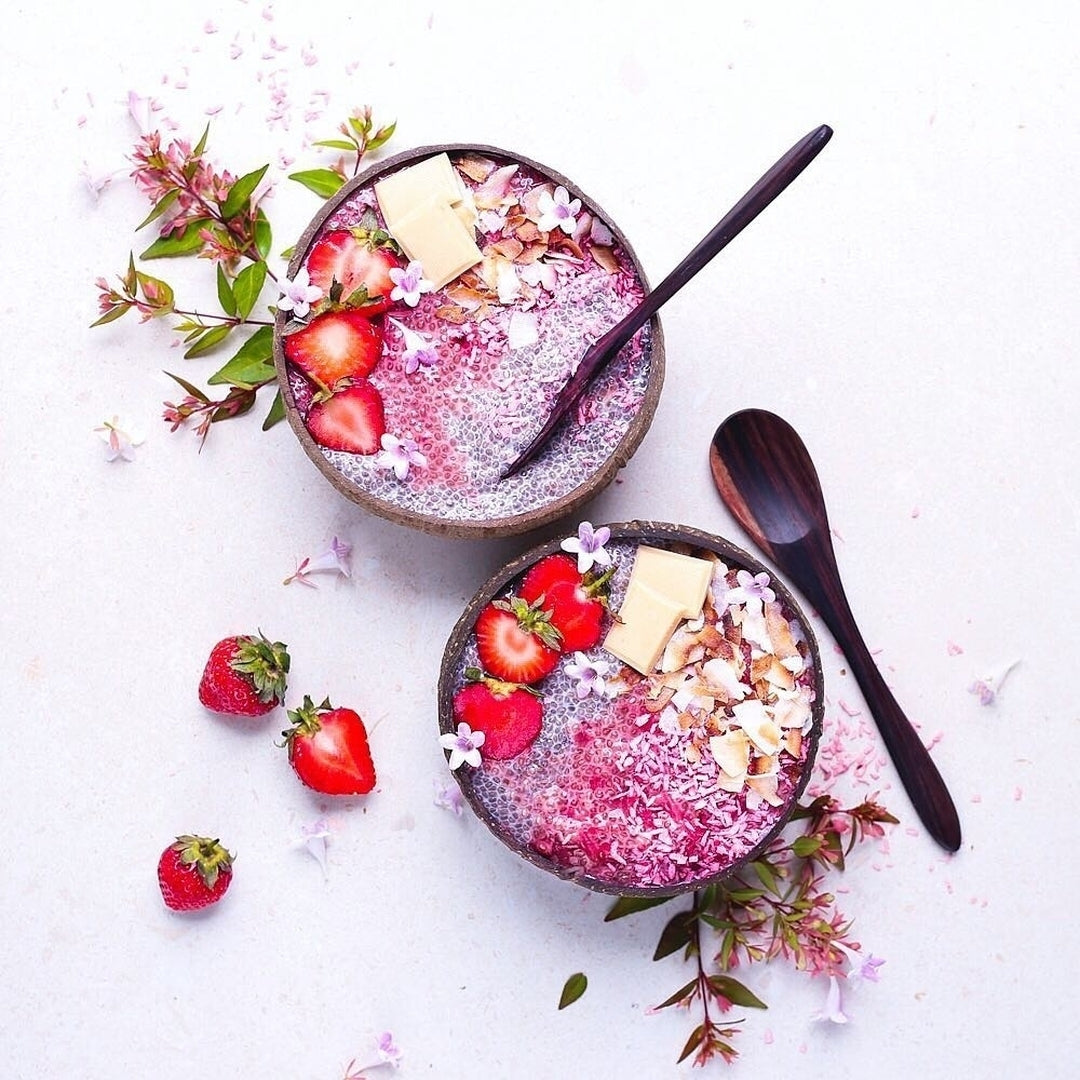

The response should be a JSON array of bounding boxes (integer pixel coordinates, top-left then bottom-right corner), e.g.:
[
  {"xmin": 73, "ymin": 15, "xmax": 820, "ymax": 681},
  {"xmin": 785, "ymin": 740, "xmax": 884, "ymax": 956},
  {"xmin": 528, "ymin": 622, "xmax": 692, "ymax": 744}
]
[
  {"xmin": 709, "ymin": 408, "xmax": 962, "ymax": 852},
  {"xmin": 501, "ymin": 123, "xmax": 834, "ymax": 479}
]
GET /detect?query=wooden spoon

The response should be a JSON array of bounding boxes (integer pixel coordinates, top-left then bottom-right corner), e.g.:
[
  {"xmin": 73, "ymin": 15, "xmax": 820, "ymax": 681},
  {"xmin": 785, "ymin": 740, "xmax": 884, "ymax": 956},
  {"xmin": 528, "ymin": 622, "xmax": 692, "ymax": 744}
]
[
  {"xmin": 709, "ymin": 408, "xmax": 962, "ymax": 852},
  {"xmin": 501, "ymin": 124, "xmax": 834, "ymax": 478}
]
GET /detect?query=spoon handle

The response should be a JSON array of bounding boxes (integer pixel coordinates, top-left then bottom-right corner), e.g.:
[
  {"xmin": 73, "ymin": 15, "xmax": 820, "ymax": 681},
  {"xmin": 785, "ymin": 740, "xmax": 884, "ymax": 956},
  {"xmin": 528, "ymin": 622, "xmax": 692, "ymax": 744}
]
[
  {"xmin": 792, "ymin": 546, "xmax": 963, "ymax": 852},
  {"xmin": 501, "ymin": 124, "xmax": 834, "ymax": 478}
]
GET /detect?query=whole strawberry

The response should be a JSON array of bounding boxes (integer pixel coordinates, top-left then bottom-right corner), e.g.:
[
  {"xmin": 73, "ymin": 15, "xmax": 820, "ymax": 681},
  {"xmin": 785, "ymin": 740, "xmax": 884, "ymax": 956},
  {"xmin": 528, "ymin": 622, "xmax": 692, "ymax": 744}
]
[
  {"xmin": 157, "ymin": 835, "xmax": 234, "ymax": 911},
  {"xmin": 281, "ymin": 695, "xmax": 377, "ymax": 796},
  {"xmin": 199, "ymin": 632, "xmax": 290, "ymax": 717},
  {"xmin": 452, "ymin": 668, "xmax": 544, "ymax": 760}
]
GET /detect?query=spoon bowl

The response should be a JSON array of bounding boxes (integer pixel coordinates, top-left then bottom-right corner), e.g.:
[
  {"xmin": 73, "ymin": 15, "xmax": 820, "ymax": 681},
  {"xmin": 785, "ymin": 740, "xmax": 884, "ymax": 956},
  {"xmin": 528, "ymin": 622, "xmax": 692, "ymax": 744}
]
[{"xmin": 709, "ymin": 408, "xmax": 962, "ymax": 852}]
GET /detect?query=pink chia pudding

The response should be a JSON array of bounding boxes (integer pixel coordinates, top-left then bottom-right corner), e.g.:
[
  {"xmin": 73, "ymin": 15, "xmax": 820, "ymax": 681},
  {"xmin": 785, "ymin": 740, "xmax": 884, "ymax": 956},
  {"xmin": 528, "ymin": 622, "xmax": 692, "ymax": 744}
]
[
  {"xmin": 278, "ymin": 147, "xmax": 661, "ymax": 533},
  {"xmin": 440, "ymin": 524, "xmax": 823, "ymax": 896}
]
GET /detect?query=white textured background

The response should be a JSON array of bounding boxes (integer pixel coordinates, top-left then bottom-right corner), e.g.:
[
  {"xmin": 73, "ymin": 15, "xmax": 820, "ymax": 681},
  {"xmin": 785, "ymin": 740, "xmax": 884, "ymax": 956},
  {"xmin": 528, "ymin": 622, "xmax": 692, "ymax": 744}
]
[{"xmin": 2, "ymin": 2, "xmax": 1077, "ymax": 1077}]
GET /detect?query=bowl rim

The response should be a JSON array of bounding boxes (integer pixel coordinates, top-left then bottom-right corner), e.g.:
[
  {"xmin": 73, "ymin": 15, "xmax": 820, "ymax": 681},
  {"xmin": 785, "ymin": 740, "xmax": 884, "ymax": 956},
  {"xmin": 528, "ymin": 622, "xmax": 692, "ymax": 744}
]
[
  {"xmin": 437, "ymin": 519, "xmax": 826, "ymax": 897},
  {"xmin": 273, "ymin": 143, "xmax": 666, "ymax": 539}
]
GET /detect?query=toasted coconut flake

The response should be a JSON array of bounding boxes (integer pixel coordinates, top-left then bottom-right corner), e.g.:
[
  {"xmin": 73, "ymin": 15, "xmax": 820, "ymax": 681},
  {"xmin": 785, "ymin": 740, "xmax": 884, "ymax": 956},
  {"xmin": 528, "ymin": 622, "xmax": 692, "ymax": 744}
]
[
  {"xmin": 701, "ymin": 656, "xmax": 748, "ymax": 701},
  {"xmin": 661, "ymin": 624, "xmax": 706, "ymax": 672},
  {"xmin": 764, "ymin": 601, "xmax": 800, "ymax": 658},
  {"xmin": 731, "ymin": 699, "xmax": 782, "ymax": 755},
  {"xmin": 764, "ymin": 656, "xmax": 796, "ymax": 691},
  {"xmin": 487, "ymin": 236, "xmax": 525, "ymax": 261},
  {"xmin": 643, "ymin": 685, "xmax": 676, "ymax": 713},
  {"xmin": 783, "ymin": 729, "xmax": 803, "ymax": 757},
  {"xmin": 472, "ymin": 163, "xmax": 520, "ymax": 210},
  {"xmin": 456, "ymin": 155, "xmax": 497, "ymax": 182},
  {"xmin": 515, "ymin": 235, "xmax": 546, "ymax": 259},
  {"xmin": 684, "ymin": 742, "xmax": 702, "ymax": 764},
  {"xmin": 521, "ymin": 182, "xmax": 553, "ymax": 221},
  {"xmin": 746, "ymin": 773, "xmax": 784, "ymax": 807},
  {"xmin": 774, "ymin": 689, "xmax": 812, "ymax": 729},
  {"xmin": 590, "ymin": 245, "xmax": 620, "ymax": 273},
  {"xmin": 748, "ymin": 753, "xmax": 778, "ymax": 777},
  {"xmin": 710, "ymin": 729, "xmax": 751, "ymax": 777}
]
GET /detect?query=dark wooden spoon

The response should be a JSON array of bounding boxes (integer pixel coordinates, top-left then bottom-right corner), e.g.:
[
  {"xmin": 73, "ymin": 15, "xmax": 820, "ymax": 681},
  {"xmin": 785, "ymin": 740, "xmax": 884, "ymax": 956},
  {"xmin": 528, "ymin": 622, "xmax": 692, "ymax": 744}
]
[
  {"xmin": 502, "ymin": 124, "xmax": 834, "ymax": 478},
  {"xmin": 709, "ymin": 408, "xmax": 962, "ymax": 852}
]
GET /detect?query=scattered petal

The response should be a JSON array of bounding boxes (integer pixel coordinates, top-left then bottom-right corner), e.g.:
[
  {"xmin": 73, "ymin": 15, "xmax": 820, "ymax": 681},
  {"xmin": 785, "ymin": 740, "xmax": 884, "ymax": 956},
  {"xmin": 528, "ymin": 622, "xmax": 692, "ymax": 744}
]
[
  {"xmin": 95, "ymin": 415, "xmax": 145, "ymax": 462},
  {"xmin": 296, "ymin": 818, "xmax": 330, "ymax": 877},
  {"xmin": 433, "ymin": 779, "xmax": 465, "ymax": 816},
  {"xmin": 812, "ymin": 975, "xmax": 850, "ymax": 1024},
  {"xmin": 968, "ymin": 658, "xmax": 1020, "ymax": 706}
]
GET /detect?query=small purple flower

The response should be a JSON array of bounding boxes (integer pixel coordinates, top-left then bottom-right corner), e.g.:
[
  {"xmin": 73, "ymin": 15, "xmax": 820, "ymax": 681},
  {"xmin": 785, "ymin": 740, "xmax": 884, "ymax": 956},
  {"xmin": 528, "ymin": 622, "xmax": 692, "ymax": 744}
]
[
  {"xmin": 724, "ymin": 569, "xmax": 776, "ymax": 607},
  {"xmin": 283, "ymin": 536, "xmax": 352, "ymax": 586},
  {"xmin": 561, "ymin": 521, "xmax": 612, "ymax": 574},
  {"xmin": 812, "ymin": 975, "xmax": 850, "ymax": 1024},
  {"xmin": 388, "ymin": 317, "xmax": 439, "ymax": 374},
  {"xmin": 388, "ymin": 260, "xmax": 435, "ymax": 307},
  {"xmin": 277, "ymin": 267, "xmax": 323, "ymax": 319},
  {"xmin": 433, "ymin": 779, "xmax": 465, "ymax": 816},
  {"xmin": 374, "ymin": 433, "xmax": 427, "ymax": 481},
  {"xmin": 564, "ymin": 653, "xmax": 611, "ymax": 699},
  {"xmin": 440, "ymin": 722, "xmax": 485, "ymax": 770},
  {"xmin": 537, "ymin": 185, "xmax": 582, "ymax": 235}
]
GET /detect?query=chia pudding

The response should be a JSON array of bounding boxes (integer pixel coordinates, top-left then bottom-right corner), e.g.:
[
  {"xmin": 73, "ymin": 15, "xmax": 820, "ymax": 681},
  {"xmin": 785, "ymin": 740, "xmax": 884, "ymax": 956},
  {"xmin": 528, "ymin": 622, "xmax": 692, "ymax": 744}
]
[
  {"xmin": 275, "ymin": 146, "xmax": 663, "ymax": 536},
  {"xmin": 439, "ymin": 523, "xmax": 824, "ymax": 896}
]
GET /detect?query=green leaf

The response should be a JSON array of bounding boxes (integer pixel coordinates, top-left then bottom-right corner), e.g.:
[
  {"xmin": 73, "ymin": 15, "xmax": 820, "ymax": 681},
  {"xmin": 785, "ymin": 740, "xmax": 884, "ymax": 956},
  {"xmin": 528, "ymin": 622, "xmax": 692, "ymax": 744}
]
[
  {"xmin": 792, "ymin": 836, "xmax": 823, "ymax": 858},
  {"xmin": 603, "ymin": 894, "xmax": 673, "ymax": 921},
  {"xmin": 557, "ymin": 972, "xmax": 588, "ymax": 1010},
  {"xmin": 232, "ymin": 261, "xmax": 268, "ymax": 320},
  {"xmin": 677, "ymin": 1023, "xmax": 706, "ymax": 1064},
  {"xmin": 90, "ymin": 305, "xmax": 130, "ymax": 328},
  {"xmin": 751, "ymin": 859, "xmax": 779, "ymax": 895},
  {"xmin": 192, "ymin": 123, "xmax": 210, "ymax": 158},
  {"xmin": 135, "ymin": 187, "xmax": 179, "ymax": 232},
  {"xmin": 216, "ymin": 263, "xmax": 237, "ymax": 317},
  {"xmin": 725, "ymin": 888, "xmax": 765, "ymax": 904},
  {"xmin": 262, "ymin": 389, "xmax": 286, "ymax": 430},
  {"xmin": 254, "ymin": 209, "xmax": 273, "ymax": 261},
  {"xmin": 164, "ymin": 371, "xmax": 211, "ymax": 404},
  {"xmin": 183, "ymin": 323, "xmax": 232, "ymax": 359},
  {"xmin": 124, "ymin": 252, "xmax": 138, "ymax": 295},
  {"xmin": 368, "ymin": 120, "xmax": 396, "ymax": 151},
  {"xmin": 208, "ymin": 326, "xmax": 275, "ymax": 387},
  {"xmin": 141, "ymin": 218, "xmax": 213, "ymax": 259},
  {"xmin": 313, "ymin": 138, "xmax": 358, "ymax": 151},
  {"xmin": 288, "ymin": 168, "xmax": 345, "ymax": 198},
  {"xmin": 135, "ymin": 272, "xmax": 174, "ymax": 311},
  {"xmin": 653, "ymin": 911, "xmax": 694, "ymax": 961},
  {"xmin": 221, "ymin": 163, "xmax": 269, "ymax": 220},
  {"xmin": 707, "ymin": 975, "xmax": 767, "ymax": 1010},
  {"xmin": 654, "ymin": 978, "xmax": 698, "ymax": 1011}
]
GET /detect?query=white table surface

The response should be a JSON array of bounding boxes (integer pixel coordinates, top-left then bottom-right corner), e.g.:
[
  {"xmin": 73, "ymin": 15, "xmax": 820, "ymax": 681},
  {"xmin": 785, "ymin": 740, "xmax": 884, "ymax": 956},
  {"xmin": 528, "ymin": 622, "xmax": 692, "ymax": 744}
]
[{"xmin": 3, "ymin": 2, "xmax": 1078, "ymax": 1077}]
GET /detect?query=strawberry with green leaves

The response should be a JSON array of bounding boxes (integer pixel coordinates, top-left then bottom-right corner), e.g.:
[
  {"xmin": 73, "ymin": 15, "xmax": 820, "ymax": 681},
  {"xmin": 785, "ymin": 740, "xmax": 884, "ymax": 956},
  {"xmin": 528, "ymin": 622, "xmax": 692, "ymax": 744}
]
[
  {"xmin": 199, "ymin": 632, "xmax": 290, "ymax": 717},
  {"xmin": 157, "ymin": 835, "xmax": 234, "ymax": 911},
  {"xmin": 452, "ymin": 668, "xmax": 544, "ymax": 760},
  {"xmin": 475, "ymin": 594, "xmax": 562, "ymax": 685},
  {"xmin": 305, "ymin": 229, "xmax": 403, "ymax": 315},
  {"xmin": 283, "ymin": 308, "xmax": 384, "ymax": 390},
  {"xmin": 306, "ymin": 380, "xmax": 386, "ymax": 454},
  {"xmin": 281, "ymin": 695, "xmax": 377, "ymax": 796},
  {"xmin": 519, "ymin": 554, "xmax": 614, "ymax": 652}
]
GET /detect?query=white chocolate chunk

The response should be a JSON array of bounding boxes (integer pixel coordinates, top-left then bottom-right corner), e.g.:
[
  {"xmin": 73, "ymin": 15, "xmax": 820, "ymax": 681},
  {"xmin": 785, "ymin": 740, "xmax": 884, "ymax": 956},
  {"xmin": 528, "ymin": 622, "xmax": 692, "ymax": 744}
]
[
  {"xmin": 603, "ymin": 581, "xmax": 685, "ymax": 675},
  {"xmin": 630, "ymin": 546, "xmax": 713, "ymax": 619},
  {"xmin": 390, "ymin": 196, "xmax": 483, "ymax": 290},
  {"xmin": 374, "ymin": 153, "xmax": 467, "ymax": 228}
]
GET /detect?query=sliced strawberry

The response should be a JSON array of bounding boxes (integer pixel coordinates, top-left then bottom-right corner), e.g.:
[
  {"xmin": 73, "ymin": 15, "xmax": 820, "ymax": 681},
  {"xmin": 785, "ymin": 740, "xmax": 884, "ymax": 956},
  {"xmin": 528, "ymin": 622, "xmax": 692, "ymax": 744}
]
[
  {"xmin": 474, "ymin": 595, "xmax": 561, "ymax": 684},
  {"xmin": 521, "ymin": 555, "xmax": 614, "ymax": 652},
  {"xmin": 306, "ymin": 381, "xmax": 386, "ymax": 454},
  {"xmin": 306, "ymin": 230, "xmax": 403, "ymax": 314},
  {"xmin": 283, "ymin": 308, "xmax": 384, "ymax": 390},
  {"xmin": 452, "ymin": 670, "xmax": 543, "ymax": 760}
]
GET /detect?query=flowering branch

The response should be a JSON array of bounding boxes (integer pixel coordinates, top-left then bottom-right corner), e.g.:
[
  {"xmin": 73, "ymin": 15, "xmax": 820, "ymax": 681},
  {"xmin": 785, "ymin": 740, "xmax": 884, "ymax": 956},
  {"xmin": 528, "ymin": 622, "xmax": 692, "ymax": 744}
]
[
  {"xmin": 91, "ymin": 107, "xmax": 396, "ymax": 446},
  {"xmin": 597, "ymin": 794, "xmax": 897, "ymax": 1068}
]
